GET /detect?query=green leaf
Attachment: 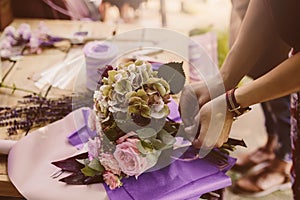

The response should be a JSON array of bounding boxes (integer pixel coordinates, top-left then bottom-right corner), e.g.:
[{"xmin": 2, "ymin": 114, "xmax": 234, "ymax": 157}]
[
  {"xmin": 141, "ymin": 140, "xmax": 153, "ymax": 150},
  {"xmin": 136, "ymin": 128, "xmax": 157, "ymax": 140},
  {"xmin": 103, "ymin": 126, "xmax": 119, "ymax": 141},
  {"xmin": 151, "ymin": 138, "xmax": 166, "ymax": 150},
  {"xmin": 76, "ymin": 158, "xmax": 90, "ymax": 165},
  {"xmin": 157, "ymin": 62, "xmax": 185, "ymax": 94},
  {"xmin": 157, "ymin": 129, "xmax": 176, "ymax": 146},
  {"xmin": 163, "ymin": 121, "xmax": 180, "ymax": 136},
  {"xmin": 81, "ymin": 166, "xmax": 97, "ymax": 177},
  {"xmin": 144, "ymin": 149, "xmax": 161, "ymax": 167},
  {"xmin": 88, "ymin": 159, "xmax": 104, "ymax": 172},
  {"xmin": 136, "ymin": 141, "xmax": 150, "ymax": 155}
]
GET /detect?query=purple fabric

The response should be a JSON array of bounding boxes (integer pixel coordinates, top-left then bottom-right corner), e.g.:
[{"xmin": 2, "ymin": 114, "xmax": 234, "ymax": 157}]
[
  {"xmin": 148, "ymin": 61, "xmax": 164, "ymax": 71},
  {"xmin": 168, "ymin": 99, "xmax": 182, "ymax": 122},
  {"xmin": 67, "ymin": 105, "xmax": 235, "ymax": 199},
  {"xmin": 67, "ymin": 109, "xmax": 97, "ymax": 148},
  {"xmin": 105, "ymin": 157, "xmax": 235, "ymax": 200}
]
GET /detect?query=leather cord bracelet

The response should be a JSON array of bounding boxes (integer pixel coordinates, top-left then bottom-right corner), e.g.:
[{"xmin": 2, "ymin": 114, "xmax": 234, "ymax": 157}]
[{"xmin": 226, "ymin": 88, "xmax": 251, "ymax": 118}]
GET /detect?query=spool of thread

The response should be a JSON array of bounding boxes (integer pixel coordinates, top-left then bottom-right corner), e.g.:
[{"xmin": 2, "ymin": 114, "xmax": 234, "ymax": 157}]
[{"xmin": 83, "ymin": 41, "xmax": 118, "ymax": 90}]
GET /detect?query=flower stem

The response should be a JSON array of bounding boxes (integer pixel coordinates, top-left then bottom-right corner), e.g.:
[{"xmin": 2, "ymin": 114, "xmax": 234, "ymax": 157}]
[
  {"xmin": 1, "ymin": 60, "xmax": 17, "ymax": 82},
  {"xmin": 0, "ymin": 82, "xmax": 38, "ymax": 95}
]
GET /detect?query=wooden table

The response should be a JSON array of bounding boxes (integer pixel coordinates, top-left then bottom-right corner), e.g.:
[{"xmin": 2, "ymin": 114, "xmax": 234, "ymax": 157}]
[
  {"xmin": 0, "ymin": 18, "xmax": 144, "ymax": 198},
  {"xmin": 0, "ymin": 18, "xmax": 190, "ymax": 198}
]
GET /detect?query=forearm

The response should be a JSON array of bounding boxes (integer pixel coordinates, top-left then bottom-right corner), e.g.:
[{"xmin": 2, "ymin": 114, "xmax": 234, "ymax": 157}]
[
  {"xmin": 235, "ymin": 53, "xmax": 300, "ymax": 108},
  {"xmin": 220, "ymin": 0, "xmax": 282, "ymax": 90}
]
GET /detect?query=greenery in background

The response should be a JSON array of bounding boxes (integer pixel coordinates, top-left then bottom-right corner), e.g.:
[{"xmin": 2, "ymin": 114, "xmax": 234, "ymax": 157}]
[
  {"xmin": 216, "ymin": 31, "xmax": 229, "ymax": 67},
  {"xmin": 189, "ymin": 27, "xmax": 229, "ymax": 67}
]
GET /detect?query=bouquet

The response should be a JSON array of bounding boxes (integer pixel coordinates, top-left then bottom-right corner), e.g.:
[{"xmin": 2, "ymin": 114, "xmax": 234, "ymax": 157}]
[
  {"xmin": 52, "ymin": 60, "xmax": 246, "ymax": 190},
  {"xmin": 52, "ymin": 60, "xmax": 186, "ymax": 190}
]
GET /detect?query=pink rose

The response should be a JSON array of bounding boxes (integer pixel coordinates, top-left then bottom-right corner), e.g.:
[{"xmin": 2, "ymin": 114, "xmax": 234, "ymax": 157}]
[
  {"xmin": 116, "ymin": 131, "xmax": 137, "ymax": 144},
  {"xmin": 99, "ymin": 153, "xmax": 121, "ymax": 175},
  {"xmin": 113, "ymin": 138, "xmax": 148, "ymax": 177},
  {"xmin": 103, "ymin": 171, "xmax": 122, "ymax": 190}
]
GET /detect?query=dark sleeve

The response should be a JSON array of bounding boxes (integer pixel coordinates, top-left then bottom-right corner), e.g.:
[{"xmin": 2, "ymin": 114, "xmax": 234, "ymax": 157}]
[{"xmin": 267, "ymin": 0, "xmax": 300, "ymax": 52}]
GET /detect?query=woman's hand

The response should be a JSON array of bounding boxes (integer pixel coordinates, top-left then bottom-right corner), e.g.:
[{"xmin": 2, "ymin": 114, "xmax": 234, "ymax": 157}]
[
  {"xmin": 179, "ymin": 81, "xmax": 210, "ymax": 127},
  {"xmin": 185, "ymin": 95, "xmax": 234, "ymax": 149}
]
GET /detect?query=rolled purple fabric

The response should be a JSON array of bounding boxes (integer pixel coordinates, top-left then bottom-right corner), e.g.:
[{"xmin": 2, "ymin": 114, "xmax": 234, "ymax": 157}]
[{"xmin": 83, "ymin": 41, "xmax": 118, "ymax": 90}]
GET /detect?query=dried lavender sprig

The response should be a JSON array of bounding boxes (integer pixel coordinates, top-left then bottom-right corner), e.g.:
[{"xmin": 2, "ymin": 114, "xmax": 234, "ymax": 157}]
[{"xmin": 0, "ymin": 94, "xmax": 72, "ymax": 135}]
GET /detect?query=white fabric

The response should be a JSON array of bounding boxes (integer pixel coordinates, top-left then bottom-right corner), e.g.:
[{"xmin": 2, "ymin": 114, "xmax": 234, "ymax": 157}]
[
  {"xmin": 8, "ymin": 108, "xmax": 109, "ymax": 200},
  {"xmin": 0, "ymin": 140, "xmax": 17, "ymax": 154},
  {"xmin": 34, "ymin": 50, "xmax": 85, "ymax": 90}
]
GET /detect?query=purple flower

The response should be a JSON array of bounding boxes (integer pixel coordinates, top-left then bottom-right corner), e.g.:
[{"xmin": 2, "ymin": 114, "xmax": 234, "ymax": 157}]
[
  {"xmin": 17, "ymin": 23, "xmax": 31, "ymax": 39},
  {"xmin": 29, "ymin": 36, "xmax": 40, "ymax": 48},
  {"xmin": 87, "ymin": 137, "xmax": 101, "ymax": 160},
  {"xmin": 0, "ymin": 49, "xmax": 12, "ymax": 58},
  {"xmin": 6, "ymin": 35, "xmax": 18, "ymax": 46},
  {"xmin": 3, "ymin": 26, "xmax": 16, "ymax": 38},
  {"xmin": 0, "ymin": 39, "xmax": 12, "ymax": 49},
  {"xmin": 38, "ymin": 21, "xmax": 49, "ymax": 36},
  {"xmin": 21, "ymin": 29, "xmax": 32, "ymax": 41}
]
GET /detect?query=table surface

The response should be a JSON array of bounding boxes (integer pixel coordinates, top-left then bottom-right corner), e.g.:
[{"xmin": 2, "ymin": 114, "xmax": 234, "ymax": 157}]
[
  {"xmin": 0, "ymin": 18, "xmax": 189, "ymax": 197},
  {"xmin": 0, "ymin": 18, "xmax": 139, "ymax": 197}
]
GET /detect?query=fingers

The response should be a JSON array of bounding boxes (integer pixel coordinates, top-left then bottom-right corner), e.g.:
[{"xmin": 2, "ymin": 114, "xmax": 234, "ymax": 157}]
[
  {"xmin": 179, "ymin": 82, "xmax": 230, "ymax": 151},
  {"xmin": 179, "ymin": 82, "xmax": 211, "ymax": 128},
  {"xmin": 191, "ymin": 111, "xmax": 206, "ymax": 149},
  {"xmin": 184, "ymin": 111, "xmax": 201, "ymax": 141},
  {"xmin": 185, "ymin": 102, "xmax": 233, "ymax": 150},
  {"xmin": 179, "ymin": 85, "xmax": 199, "ymax": 127}
]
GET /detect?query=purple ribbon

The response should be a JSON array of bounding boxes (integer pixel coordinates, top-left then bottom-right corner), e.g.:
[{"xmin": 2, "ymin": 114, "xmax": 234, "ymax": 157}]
[{"xmin": 67, "ymin": 109, "xmax": 97, "ymax": 148}]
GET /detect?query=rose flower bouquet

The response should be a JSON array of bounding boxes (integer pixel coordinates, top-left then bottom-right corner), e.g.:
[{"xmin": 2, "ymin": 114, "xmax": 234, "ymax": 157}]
[{"xmin": 52, "ymin": 60, "xmax": 185, "ymax": 190}]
